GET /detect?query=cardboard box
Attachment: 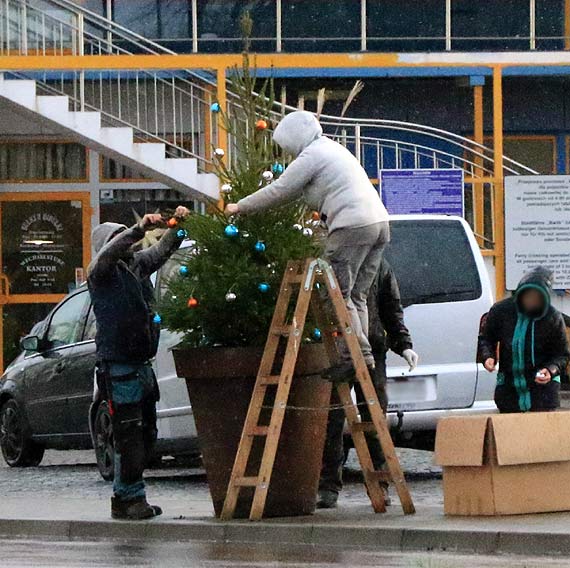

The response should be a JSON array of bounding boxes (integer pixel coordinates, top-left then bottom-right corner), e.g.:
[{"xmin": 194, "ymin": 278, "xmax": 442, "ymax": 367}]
[{"xmin": 435, "ymin": 412, "xmax": 570, "ymax": 516}]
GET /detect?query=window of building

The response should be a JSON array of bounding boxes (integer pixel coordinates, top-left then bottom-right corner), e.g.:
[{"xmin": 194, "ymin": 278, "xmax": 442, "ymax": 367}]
[
  {"xmin": 100, "ymin": 156, "xmax": 146, "ymax": 181},
  {"xmin": 536, "ymin": 0, "xmax": 565, "ymax": 50},
  {"xmin": 503, "ymin": 137, "xmax": 556, "ymax": 175},
  {"xmin": 99, "ymin": 188, "xmax": 203, "ymax": 226},
  {"xmin": 0, "ymin": 142, "xmax": 87, "ymax": 182},
  {"xmin": 451, "ymin": 0, "xmax": 530, "ymax": 51},
  {"xmin": 367, "ymin": 0, "xmax": 446, "ymax": 52},
  {"xmin": 197, "ymin": 0, "xmax": 276, "ymax": 53},
  {"xmin": 282, "ymin": 0, "xmax": 360, "ymax": 52}
]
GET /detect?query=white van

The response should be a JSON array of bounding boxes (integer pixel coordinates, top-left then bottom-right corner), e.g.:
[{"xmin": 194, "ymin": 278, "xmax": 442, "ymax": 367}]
[{"xmin": 151, "ymin": 214, "xmax": 497, "ymax": 454}]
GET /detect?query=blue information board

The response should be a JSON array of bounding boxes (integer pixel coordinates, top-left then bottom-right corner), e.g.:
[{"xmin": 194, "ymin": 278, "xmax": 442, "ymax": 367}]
[{"xmin": 380, "ymin": 169, "xmax": 464, "ymax": 216}]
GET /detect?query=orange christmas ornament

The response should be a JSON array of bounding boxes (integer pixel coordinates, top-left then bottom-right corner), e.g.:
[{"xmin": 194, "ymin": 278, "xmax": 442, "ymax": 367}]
[
  {"xmin": 187, "ymin": 297, "xmax": 199, "ymax": 308},
  {"xmin": 255, "ymin": 119, "xmax": 268, "ymax": 130},
  {"xmin": 167, "ymin": 217, "xmax": 178, "ymax": 228},
  {"xmin": 311, "ymin": 211, "xmax": 320, "ymax": 221}
]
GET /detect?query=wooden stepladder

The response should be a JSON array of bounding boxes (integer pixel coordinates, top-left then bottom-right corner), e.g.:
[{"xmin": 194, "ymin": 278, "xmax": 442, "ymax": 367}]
[{"xmin": 220, "ymin": 258, "xmax": 415, "ymax": 521}]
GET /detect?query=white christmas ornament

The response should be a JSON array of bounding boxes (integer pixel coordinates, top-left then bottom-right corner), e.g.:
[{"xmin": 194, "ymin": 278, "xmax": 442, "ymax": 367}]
[
  {"xmin": 225, "ymin": 292, "xmax": 237, "ymax": 302},
  {"xmin": 214, "ymin": 148, "xmax": 225, "ymax": 158},
  {"xmin": 293, "ymin": 223, "xmax": 303, "ymax": 231},
  {"xmin": 221, "ymin": 183, "xmax": 232, "ymax": 193},
  {"xmin": 303, "ymin": 228, "xmax": 313, "ymax": 237},
  {"xmin": 262, "ymin": 170, "xmax": 274, "ymax": 182}
]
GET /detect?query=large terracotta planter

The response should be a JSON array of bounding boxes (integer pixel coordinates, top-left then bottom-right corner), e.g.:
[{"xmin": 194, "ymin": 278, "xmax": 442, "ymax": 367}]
[{"xmin": 173, "ymin": 344, "xmax": 331, "ymax": 518}]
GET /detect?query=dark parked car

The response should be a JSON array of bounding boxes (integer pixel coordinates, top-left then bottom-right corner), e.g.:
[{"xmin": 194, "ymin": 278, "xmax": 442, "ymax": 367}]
[{"xmin": 0, "ymin": 280, "xmax": 198, "ymax": 478}]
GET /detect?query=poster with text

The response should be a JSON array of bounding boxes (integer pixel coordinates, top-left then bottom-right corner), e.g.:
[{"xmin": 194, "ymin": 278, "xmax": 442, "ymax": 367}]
[
  {"xmin": 380, "ymin": 169, "xmax": 464, "ymax": 216},
  {"xmin": 2, "ymin": 200, "xmax": 83, "ymax": 295},
  {"xmin": 505, "ymin": 175, "xmax": 570, "ymax": 290}
]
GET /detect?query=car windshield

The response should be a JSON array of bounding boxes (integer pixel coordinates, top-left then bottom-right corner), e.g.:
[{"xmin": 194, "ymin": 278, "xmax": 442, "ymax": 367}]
[{"xmin": 384, "ymin": 220, "xmax": 481, "ymax": 306}]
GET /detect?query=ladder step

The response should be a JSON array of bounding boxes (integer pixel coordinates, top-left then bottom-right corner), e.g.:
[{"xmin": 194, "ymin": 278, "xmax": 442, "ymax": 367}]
[
  {"xmin": 351, "ymin": 422, "xmax": 376, "ymax": 433},
  {"xmin": 259, "ymin": 375, "xmax": 281, "ymax": 386},
  {"xmin": 271, "ymin": 325, "xmax": 292, "ymax": 336},
  {"xmin": 364, "ymin": 470, "xmax": 392, "ymax": 484},
  {"xmin": 248, "ymin": 426, "xmax": 269, "ymax": 437},
  {"xmin": 234, "ymin": 476, "xmax": 261, "ymax": 487}
]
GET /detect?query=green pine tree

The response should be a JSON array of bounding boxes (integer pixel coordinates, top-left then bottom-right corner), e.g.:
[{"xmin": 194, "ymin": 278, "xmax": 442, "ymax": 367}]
[{"xmin": 160, "ymin": 17, "xmax": 321, "ymax": 347}]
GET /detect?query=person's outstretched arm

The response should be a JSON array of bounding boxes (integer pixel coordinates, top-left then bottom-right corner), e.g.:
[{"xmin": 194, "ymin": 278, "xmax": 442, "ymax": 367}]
[
  {"xmin": 228, "ymin": 151, "xmax": 316, "ymax": 216},
  {"xmin": 378, "ymin": 265, "xmax": 413, "ymax": 357},
  {"xmin": 134, "ymin": 206, "xmax": 190, "ymax": 278}
]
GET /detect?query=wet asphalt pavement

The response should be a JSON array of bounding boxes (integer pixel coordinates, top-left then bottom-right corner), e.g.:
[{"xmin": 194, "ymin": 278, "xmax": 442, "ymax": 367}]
[{"xmin": 0, "ymin": 539, "xmax": 568, "ymax": 568}]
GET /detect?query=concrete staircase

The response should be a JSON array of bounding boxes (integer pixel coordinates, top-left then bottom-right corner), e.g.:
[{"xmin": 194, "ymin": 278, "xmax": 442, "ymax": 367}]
[{"xmin": 0, "ymin": 77, "xmax": 219, "ymax": 202}]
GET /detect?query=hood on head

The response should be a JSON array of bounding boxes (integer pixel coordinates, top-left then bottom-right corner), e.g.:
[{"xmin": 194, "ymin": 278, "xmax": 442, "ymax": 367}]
[
  {"xmin": 91, "ymin": 222, "xmax": 127, "ymax": 255},
  {"xmin": 272, "ymin": 111, "xmax": 323, "ymax": 157},
  {"xmin": 514, "ymin": 266, "xmax": 553, "ymax": 318}
]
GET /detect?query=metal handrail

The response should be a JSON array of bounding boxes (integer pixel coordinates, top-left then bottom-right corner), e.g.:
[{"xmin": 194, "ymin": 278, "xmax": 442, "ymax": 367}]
[{"xmin": 1, "ymin": 0, "xmax": 539, "ymax": 182}]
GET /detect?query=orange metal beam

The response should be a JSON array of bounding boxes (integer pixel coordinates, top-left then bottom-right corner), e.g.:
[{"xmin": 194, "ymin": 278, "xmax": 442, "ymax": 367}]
[
  {"xmin": 492, "ymin": 67, "xmax": 505, "ymax": 300},
  {"xmin": 473, "ymin": 85, "xmax": 485, "ymax": 247}
]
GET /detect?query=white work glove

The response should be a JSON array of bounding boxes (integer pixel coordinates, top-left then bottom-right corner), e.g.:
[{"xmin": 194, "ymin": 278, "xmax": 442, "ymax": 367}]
[{"xmin": 402, "ymin": 349, "xmax": 419, "ymax": 372}]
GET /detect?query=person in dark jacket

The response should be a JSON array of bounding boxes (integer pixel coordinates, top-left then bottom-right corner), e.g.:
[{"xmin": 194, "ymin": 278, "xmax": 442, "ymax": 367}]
[
  {"xmin": 88, "ymin": 207, "xmax": 189, "ymax": 520},
  {"xmin": 317, "ymin": 259, "xmax": 417, "ymax": 509},
  {"xmin": 479, "ymin": 266, "xmax": 570, "ymax": 413}
]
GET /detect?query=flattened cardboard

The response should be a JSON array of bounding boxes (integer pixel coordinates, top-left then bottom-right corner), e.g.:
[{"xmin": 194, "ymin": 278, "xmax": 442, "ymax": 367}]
[
  {"xmin": 434, "ymin": 415, "xmax": 489, "ymax": 466},
  {"xmin": 435, "ymin": 412, "xmax": 570, "ymax": 516},
  {"xmin": 489, "ymin": 412, "xmax": 570, "ymax": 465}
]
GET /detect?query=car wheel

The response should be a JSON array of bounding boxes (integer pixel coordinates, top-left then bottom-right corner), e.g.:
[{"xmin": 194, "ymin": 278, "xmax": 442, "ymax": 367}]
[
  {"xmin": 94, "ymin": 402, "xmax": 114, "ymax": 481},
  {"xmin": 0, "ymin": 399, "xmax": 45, "ymax": 467}
]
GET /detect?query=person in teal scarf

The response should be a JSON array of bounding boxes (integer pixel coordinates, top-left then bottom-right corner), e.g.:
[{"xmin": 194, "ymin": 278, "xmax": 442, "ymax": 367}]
[{"xmin": 479, "ymin": 267, "xmax": 569, "ymax": 413}]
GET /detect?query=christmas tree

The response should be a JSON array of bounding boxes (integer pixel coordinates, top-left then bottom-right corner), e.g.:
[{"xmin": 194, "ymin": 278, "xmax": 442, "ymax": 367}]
[{"xmin": 159, "ymin": 15, "xmax": 321, "ymax": 348}]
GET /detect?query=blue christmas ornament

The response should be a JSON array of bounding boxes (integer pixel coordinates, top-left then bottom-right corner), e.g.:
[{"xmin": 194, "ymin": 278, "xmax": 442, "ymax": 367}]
[
  {"xmin": 258, "ymin": 282, "xmax": 270, "ymax": 293},
  {"xmin": 177, "ymin": 228, "xmax": 188, "ymax": 239},
  {"xmin": 153, "ymin": 314, "xmax": 162, "ymax": 324},
  {"xmin": 179, "ymin": 265, "xmax": 189, "ymax": 276},
  {"xmin": 312, "ymin": 328, "xmax": 322, "ymax": 340},
  {"xmin": 272, "ymin": 162, "xmax": 284, "ymax": 175},
  {"xmin": 254, "ymin": 241, "xmax": 266, "ymax": 253},
  {"xmin": 210, "ymin": 102, "xmax": 221, "ymax": 113},
  {"xmin": 224, "ymin": 224, "xmax": 239, "ymax": 237}
]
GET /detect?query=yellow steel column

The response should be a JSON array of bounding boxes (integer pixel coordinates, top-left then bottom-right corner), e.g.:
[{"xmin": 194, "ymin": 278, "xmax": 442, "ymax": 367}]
[
  {"xmin": 216, "ymin": 65, "xmax": 228, "ymax": 211},
  {"xmin": 473, "ymin": 84, "xmax": 484, "ymax": 246},
  {"xmin": 493, "ymin": 66, "xmax": 505, "ymax": 300}
]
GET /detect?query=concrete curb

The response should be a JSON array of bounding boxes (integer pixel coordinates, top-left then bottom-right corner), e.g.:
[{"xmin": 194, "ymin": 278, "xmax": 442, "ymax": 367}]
[{"xmin": 0, "ymin": 517, "xmax": 568, "ymax": 556}]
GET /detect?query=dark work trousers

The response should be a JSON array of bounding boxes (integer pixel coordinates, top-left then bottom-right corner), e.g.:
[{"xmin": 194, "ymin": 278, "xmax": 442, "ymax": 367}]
[
  {"xmin": 319, "ymin": 352, "xmax": 389, "ymax": 494},
  {"xmin": 100, "ymin": 362, "xmax": 159, "ymax": 501}
]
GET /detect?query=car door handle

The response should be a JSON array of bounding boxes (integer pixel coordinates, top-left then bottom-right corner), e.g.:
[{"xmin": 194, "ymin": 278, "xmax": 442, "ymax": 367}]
[{"xmin": 55, "ymin": 362, "xmax": 66, "ymax": 374}]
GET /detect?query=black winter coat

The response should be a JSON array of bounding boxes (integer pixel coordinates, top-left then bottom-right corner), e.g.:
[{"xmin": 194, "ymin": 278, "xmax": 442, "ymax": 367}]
[
  {"xmin": 367, "ymin": 259, "xmax": 413, "ymax": 359},
  {"xmin": 88, "ymin": 225, "xmax": 181, "ymax": 363},
  {"xmin": 478, "ymin": 268, "xmax": 570, "ymax": 412}
]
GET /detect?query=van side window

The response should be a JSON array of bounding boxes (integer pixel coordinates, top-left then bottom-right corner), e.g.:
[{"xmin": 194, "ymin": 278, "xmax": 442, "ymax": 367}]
[
  {"xmin": 385, "ymin": 220, "xmax": 481, "ymax": 306},
  {"xmin": 84, "ymin": 307, "xmax": 97, "ymax": 341},
  {"xmin": 46, "ymin": 291, "xmax": 90, "ymax": 348}
]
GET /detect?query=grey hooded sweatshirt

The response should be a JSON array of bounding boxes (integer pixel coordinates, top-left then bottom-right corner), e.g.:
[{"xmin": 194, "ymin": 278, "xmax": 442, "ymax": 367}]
[{"xmin": 237, "ymin": 111, "xmax": 388, "ymax": 233}]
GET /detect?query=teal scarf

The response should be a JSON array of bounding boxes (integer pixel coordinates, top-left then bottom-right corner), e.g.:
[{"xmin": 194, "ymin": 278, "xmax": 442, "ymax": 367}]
[{"xmin": 511, "ymin": 313, "xmax": 533, "ymax": 412}]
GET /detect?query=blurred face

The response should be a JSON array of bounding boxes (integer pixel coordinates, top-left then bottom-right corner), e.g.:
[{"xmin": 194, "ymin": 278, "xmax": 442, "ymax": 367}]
[{"xmin": 520, "ymin": 289, "xmax": 545, "ymax": 316}]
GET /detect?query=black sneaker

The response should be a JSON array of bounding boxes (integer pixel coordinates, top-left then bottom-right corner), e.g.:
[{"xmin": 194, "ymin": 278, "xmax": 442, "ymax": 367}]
[
  {"xmin": 322, "ymin": 363, "xmax": 355, "ymax": 383},
  {"xmin": 111, "ymin": 496, "xmax": 163, "ymax": 520},
  {"xmin": 316, "ymin": 490, "xmax": 339, "ymax": 509}
]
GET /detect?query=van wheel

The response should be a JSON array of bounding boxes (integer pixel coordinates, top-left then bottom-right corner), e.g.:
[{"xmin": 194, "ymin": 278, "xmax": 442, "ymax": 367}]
[
  {"xmin": 0, "ymin": 399, "xmax": 44, "ymax": 467},
  {"xmin": 94, "ymin": 402, "xmax": 114, "ymax": 481}
]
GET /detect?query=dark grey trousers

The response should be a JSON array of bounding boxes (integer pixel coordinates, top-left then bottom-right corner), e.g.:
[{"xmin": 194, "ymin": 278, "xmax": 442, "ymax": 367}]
[{"xmin": 324, "ymin": 221, "xmax": 390, "ymax": 367}]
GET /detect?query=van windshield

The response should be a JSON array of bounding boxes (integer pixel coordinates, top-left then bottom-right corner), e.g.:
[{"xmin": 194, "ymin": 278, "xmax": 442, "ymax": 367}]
[{"xmin": 384, "ymin": 220, "xmax": 482, "ymax": 306}]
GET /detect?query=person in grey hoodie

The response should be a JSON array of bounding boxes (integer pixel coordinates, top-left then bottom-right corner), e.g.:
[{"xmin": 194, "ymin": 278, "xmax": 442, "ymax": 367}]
[
  {"xmin": 225, "ymin": 111, "xmax": 390, "ymax": 379},
  {"xmin": 88, "ymin": 206, "xmax": 189, "ymax": 520}
]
